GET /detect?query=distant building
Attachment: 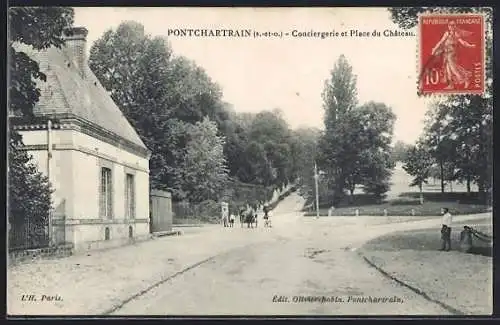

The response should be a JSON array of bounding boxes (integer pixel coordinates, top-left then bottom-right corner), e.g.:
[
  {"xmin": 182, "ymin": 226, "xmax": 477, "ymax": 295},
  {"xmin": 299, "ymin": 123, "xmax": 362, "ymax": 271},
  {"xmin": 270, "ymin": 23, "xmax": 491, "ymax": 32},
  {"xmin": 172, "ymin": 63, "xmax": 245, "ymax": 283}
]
[{"xmin": 10, "ymin": 27, "xmax": 151, "ymax": 251}]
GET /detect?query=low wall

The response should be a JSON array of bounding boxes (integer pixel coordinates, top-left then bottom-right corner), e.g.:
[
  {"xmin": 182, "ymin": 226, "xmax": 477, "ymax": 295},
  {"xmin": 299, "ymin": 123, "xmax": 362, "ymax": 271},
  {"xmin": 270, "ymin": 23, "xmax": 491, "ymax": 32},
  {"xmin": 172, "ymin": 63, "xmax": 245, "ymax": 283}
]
[
  {"xmin": 9, "ymin": 234, "xmax": 154, "ymax": 265},
  {"xmin": 8, "ymin": 243, "xmax": 74, "ymax": 266}
]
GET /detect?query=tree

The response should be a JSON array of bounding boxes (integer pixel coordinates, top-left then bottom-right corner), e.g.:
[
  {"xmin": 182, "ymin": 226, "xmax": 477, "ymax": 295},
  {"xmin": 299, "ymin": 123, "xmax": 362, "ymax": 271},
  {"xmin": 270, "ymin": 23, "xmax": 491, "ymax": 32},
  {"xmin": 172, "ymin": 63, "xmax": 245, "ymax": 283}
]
[
  {"xmin": 436, "ymin": 96, "xmax": 491, "ymax": 195},
  {"xmin": 389, "ymin": 7, "xmax": 493, "ymax": 204},
  {"xmin": 421, "ymin": 103, "xmax": 453, "ymax": 193},
  {"xmin": 8, "ymin": 7, "xmax": 73, "ymax": 246},
  {"xmin": 344, "ymin": 102, "xmax": 395, "ymax": 201},
  {"xmin": 391, "ymin": 140, "xmax": 411, "ymax": 163},
  {"xmin": 318, "ymin": 55, "xmax": 359, "ymax": 202},
  {"xmin": 318, "ymin": 98, "xmax": 396, "ymax": 203},
  {"xmin": 226, "ymin": 109, "xmax": 297, "ymax": 190},
  {"xmin": 403, "ymin": 143, "xmax": 433, "ymax": 205},
  {"xmin": 361, "ymin": 148, "xmax": 393, "ymax": 202},
  {"xmin": 89, "ymin": 21, "xmax": 238, "ymax": 201},
  {"xmin": 321, "ymin": 54, "xmax": 358, "ymax": 129},
  {"xmin": 179, "ymin": 117, "xmax": 229, "ymax": 203},
  {"xmin": 9, "ymin": 7, "xmax": 74, "ymax": 118},
  {"xmin": 89, "ymin": 22, "xmax": 182, "ymax": 194},
  {"xmin": 166, "ymin": 56, "xmax": 225, "ymax": 124},
  {"xmin": 248, "ymin": 110, "xmax": 293, "ymax": 188},
  {"xmin": 290, "ymin": 127, "xmax": 321, "ymax": 198},
  {"xmin": 9, "ymin": 133, "xmax": 54, "ymax": 247}
]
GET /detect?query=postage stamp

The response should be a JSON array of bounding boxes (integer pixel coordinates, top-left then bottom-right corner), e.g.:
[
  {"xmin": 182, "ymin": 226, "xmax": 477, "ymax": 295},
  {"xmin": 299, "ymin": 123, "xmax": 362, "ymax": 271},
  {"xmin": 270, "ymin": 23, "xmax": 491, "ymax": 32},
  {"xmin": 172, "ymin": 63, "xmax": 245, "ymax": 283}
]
[{"xmin": 418, "ymin": 13, "xmax": 485, "ymax": 96}]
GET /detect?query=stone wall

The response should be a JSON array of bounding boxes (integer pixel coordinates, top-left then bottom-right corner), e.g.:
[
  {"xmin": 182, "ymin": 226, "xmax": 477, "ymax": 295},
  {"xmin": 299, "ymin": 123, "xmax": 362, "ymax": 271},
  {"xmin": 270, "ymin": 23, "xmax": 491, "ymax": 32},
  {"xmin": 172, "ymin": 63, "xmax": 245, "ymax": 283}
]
[{"xmin": 8, "ymin": 244, "xmax": 74, "ymax": 266}]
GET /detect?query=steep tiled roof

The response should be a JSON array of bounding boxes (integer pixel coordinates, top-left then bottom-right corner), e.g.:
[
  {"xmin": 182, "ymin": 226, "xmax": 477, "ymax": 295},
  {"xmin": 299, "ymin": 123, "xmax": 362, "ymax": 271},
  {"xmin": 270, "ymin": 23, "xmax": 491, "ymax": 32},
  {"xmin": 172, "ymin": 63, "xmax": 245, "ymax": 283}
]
[{"xmin": 13, "ymin": 42, "xmax": 147, "ymax": 151}]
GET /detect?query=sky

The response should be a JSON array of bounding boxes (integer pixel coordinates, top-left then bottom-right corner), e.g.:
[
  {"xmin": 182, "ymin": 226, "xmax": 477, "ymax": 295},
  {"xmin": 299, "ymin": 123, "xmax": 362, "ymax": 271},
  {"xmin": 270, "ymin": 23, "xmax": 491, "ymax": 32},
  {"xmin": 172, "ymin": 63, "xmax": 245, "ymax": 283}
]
[{"xmin": 74, "ymin": 7, "xmax": 434, "ymax": 144}]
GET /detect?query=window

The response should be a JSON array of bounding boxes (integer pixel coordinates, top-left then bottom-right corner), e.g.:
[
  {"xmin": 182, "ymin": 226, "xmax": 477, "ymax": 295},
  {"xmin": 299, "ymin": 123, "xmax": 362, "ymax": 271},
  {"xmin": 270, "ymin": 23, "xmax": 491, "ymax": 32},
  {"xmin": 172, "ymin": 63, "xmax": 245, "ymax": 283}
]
[
  {"xmin": 125, "ymin": 173, "xmax": 135, "ymax": 219},
  {"xmin": 100, "ymin": 167, "xmax": 113, "ymax": 218},
  {"xmin": 104, "ymin": 227, "xmax": 110, "ymax": 240}
]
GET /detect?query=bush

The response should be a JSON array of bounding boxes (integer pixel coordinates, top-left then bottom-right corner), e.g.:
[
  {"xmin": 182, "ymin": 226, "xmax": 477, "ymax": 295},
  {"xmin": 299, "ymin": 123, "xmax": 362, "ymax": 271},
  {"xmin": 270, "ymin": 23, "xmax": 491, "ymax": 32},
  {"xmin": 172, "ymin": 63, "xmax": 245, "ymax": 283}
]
[
  {"xmin": 399, "ymin": 192, "xmax": 483, "ymax": 204},
  {"xmin": 224, "ymin": 180, "xmax": 274, "ymax": 212},
  {"xmin": 302, "ymin": 193, "xmax": 385, "ymax": 211},
  {"xmin": 390, "ymin": 198, "xmax": 422, "ymax": 206},
  {"xmin": 363, "ymin": 181, "xmax": 390, "ymax": 202},
  {"xmin": 172, "ymin": 199, "xmax": 221, "ymax": 223}
]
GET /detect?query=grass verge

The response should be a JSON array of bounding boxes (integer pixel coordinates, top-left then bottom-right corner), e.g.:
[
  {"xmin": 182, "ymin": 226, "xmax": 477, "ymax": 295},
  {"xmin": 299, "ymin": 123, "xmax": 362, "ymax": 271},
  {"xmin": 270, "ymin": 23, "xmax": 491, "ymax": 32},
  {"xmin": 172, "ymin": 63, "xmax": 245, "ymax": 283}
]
[
  {"xmin": 303, "ymin": 192, "xmax": 490, "ymax": 216},
  {"xmin": 359, "ymin": 218, "xmax": 492, "ymax": 315},
  {"xmin": 304, "ymin": 201, "xmax": 490, "ymax": 217}
]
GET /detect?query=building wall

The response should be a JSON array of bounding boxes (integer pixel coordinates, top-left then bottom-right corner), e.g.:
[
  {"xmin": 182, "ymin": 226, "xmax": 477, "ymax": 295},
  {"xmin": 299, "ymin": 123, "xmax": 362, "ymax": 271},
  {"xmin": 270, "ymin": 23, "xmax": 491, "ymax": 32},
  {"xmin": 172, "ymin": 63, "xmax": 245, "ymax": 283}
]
[
  {"xmin": 19, "ymin": 130, "xmax": 76, "ymax": 219},
  {"xmin": 18, "ymin": 127, "xmax": 150, "ymax": 249},
  {"xmin": 71, "ymin": 131, "xmax": 149, "ymax": 221}
]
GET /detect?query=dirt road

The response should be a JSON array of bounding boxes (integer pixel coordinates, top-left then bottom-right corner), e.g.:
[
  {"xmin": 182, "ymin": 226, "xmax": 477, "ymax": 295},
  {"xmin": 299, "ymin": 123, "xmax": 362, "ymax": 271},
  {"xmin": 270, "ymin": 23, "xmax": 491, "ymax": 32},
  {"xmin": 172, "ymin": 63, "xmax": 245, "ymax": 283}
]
[
  {"xmin": 10, "ymin": 192, "xmax": 488, "ymax": 316},
  {"xmin": 112, "ymin": 193, "xmax": 464, "ymax": 316}
]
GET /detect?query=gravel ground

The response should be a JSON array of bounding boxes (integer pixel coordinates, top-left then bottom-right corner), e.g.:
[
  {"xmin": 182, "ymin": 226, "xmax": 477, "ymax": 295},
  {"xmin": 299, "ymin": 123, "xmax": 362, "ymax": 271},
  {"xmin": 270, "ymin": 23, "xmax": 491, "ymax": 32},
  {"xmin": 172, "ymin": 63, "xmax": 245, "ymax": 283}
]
[
  {"xmin": 7, "ymin": 225, "xmax": 272, "ymax": 315},
  {"xmin": 360, "ymin": 219, "xmax": 493, "ymax": 315},
  {"xmin": 7, "ymin": 192, "xmax": 492, "ymax": 316},
  {"xmin": 113, "ymin": 236, "xmax": 450, "ymax": 316}
]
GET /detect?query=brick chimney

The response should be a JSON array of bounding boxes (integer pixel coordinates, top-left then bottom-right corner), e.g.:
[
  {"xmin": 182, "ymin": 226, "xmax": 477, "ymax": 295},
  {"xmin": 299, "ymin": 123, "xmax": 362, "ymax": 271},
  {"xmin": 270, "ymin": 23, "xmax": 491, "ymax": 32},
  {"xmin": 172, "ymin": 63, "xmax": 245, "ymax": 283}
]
[{"xmin": 63, "ymin": 27, "xmax": 88, "ymax": 78}]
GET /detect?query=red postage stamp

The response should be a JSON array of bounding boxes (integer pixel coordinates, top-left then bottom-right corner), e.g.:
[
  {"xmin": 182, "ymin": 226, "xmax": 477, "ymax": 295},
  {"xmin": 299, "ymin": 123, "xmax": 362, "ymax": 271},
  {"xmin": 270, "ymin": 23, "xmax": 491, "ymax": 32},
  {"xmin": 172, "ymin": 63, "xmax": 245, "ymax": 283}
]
[{"xmin": 418, "ymin": 13, "xmax": 485, "ymax": 96}]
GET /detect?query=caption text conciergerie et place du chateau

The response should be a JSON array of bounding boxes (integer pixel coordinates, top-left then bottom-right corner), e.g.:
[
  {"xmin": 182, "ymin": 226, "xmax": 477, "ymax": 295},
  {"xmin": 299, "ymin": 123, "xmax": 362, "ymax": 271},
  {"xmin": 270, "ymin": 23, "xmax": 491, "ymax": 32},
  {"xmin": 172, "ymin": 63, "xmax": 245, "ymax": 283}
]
[{"xmin": 166, "ymin": 28, "xmax": 415, "ymax": 39}]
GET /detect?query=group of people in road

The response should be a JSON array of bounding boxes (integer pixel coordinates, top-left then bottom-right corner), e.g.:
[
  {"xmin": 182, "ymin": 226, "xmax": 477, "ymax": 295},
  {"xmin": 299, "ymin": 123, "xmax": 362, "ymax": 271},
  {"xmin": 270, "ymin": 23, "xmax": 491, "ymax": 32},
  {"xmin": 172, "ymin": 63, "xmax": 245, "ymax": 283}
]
[{"xmin": 221, "ymin": 203, "xmax": 272, "ymax": 228}]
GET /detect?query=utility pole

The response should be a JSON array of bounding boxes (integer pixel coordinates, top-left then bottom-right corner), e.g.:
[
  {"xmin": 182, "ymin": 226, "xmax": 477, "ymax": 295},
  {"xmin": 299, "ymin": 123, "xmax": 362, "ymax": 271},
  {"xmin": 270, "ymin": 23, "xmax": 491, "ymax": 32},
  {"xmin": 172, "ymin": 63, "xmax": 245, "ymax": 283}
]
[
  {"xmin": 314, "ymin": 162, "xmax": 320, "ymax": 219},
  {"xmin": 47, "ymin": 119, "xmax": 53, "ymax": 246}
]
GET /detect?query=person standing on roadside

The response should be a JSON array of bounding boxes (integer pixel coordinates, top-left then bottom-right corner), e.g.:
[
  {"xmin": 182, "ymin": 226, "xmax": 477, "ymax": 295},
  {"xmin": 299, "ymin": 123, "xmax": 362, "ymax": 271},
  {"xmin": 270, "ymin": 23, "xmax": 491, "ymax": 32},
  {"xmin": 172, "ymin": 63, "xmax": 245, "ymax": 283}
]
[
  {"xmin": 229, "ymin": 213, "xmax": 235, "ymax": 228},
  {"xmin": 440, "ymin": 208, "xmax": 453, "ymax": 251}
]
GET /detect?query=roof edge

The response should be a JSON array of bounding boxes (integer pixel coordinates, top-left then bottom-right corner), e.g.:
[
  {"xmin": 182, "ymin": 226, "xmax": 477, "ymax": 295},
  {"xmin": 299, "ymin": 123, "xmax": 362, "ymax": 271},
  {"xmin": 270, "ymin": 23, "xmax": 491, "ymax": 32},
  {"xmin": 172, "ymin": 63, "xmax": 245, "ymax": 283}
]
[{"xmin": 10, "ymin": 113, "xmax": 151, "ymax": 159}]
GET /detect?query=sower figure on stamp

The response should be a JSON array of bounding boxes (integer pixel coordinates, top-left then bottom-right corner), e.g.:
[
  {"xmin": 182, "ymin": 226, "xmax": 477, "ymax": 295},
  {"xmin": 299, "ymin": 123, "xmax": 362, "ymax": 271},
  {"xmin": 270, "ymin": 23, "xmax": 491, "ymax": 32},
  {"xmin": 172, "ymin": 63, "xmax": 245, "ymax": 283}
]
[
  {"xmin": 431, "ymin": 20, "xmax": 476, "ymax": 90},
  {"xmin": 440, "ymin": 207, "xmax": 453, "ymax": 251}
]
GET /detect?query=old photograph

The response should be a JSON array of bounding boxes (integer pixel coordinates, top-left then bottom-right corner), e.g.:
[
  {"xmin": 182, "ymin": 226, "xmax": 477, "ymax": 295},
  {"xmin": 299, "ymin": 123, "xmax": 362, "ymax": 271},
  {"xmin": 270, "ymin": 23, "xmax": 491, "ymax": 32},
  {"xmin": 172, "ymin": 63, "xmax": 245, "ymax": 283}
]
[{"xmin": 7, "ymin": 6, "xmax": 493, "ymax": 316}]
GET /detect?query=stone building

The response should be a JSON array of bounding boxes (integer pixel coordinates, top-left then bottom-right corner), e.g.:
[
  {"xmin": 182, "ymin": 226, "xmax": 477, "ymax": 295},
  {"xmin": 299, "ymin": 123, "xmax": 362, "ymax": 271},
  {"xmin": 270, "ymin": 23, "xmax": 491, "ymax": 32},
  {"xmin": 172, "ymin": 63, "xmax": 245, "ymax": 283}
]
[{"xmin": 10, "ymin": 27, "xmax": 151, "ymax": 251}]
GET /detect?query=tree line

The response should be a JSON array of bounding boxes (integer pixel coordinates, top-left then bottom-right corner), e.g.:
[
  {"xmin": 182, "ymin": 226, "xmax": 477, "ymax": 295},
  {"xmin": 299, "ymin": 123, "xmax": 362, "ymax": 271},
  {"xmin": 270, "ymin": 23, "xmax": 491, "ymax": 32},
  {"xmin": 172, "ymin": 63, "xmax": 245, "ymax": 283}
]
[
  {"xmin": 88, "ymin": 21, "xmax": 319, "ymax": 205},
  {"xmin": 389, "ymin": 7, "xmax": 493, "ymax": 205},
  {"xmin": 300, "ymin": 7, "xmax": 493, "ymax": 208},
  {"xmin": 313, "ymin": 54, "xmax": 396, "ymax": 206},
  {"xmin": 10, "ymin": 7, "xmax": 491, "ymax": 235},
  {"xmin": 8, "ymin": 8, "xmax": 318, "ymax": 223}
]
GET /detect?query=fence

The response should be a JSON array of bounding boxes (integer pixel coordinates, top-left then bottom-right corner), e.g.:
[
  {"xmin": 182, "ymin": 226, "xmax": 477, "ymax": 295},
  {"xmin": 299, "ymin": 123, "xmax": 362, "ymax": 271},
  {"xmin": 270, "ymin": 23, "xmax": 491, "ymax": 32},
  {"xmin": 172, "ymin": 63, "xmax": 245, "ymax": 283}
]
[
  {"xmin": 171, "ymin": 180, "xmax": 277, "ymax": 225},
  {"xmin": 172, "ymin": 200, "xmax": 220, "ymax": 224},
  {"xmin": 8, "ymin": 215, "xmax": 50, "ymax": 252}
]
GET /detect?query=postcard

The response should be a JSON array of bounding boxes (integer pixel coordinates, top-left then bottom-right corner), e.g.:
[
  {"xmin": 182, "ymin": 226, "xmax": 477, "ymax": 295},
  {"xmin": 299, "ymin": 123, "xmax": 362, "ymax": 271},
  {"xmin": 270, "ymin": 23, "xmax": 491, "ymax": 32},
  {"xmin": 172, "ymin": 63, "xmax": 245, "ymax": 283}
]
[{"xmin": 7, "ymin": 6, "xmax": 493, "ymax": 317}]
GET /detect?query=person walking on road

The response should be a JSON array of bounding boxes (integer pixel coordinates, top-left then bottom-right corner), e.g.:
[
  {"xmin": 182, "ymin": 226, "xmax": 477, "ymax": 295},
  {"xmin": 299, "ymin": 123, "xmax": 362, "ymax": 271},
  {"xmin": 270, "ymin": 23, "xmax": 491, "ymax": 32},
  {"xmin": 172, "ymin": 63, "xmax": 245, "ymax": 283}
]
[
  {"xmin": 263, "ymin": 204, "xmax": 272, "ymax": 228},
  {"xmin": 221, "ymin": 204, "xmax": 229, "ymax": 228},
  {"xmin": 440, "ymin": 208, "xmax": 453, "ymax": 251},
  {"xmin": 239, "ymin": 205, "xmax": 246, "ymax": 228}
]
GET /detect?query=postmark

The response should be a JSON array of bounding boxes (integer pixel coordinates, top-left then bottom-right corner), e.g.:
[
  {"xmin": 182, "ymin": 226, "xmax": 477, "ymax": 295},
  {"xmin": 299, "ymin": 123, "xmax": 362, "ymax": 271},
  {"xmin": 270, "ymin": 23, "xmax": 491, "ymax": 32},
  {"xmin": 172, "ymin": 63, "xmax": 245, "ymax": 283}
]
[{"xmin": 418, "ymin": 13, "xmax": 485, "ymax": 96}]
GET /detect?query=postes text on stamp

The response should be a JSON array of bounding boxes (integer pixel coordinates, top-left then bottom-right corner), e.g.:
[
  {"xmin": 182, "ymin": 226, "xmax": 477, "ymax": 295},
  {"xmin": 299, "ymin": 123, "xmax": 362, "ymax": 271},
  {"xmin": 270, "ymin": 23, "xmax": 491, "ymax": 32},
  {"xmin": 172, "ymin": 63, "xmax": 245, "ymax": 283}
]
[{"xmin": 418, "ymin": 14, "xmax": 485, "ymax": 96}]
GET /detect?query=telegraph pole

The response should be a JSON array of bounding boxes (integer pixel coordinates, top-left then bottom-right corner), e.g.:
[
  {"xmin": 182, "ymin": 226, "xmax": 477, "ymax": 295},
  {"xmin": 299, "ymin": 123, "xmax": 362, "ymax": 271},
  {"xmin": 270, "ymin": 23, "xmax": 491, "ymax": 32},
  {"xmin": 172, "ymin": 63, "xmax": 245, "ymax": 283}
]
[
  {"xmin": 314, "ymin": 162, "xmax": 320, "ymax": 219},
  {"xmin": 47, "ymin": 119, "xmax": 53, "ymax": 245}
]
